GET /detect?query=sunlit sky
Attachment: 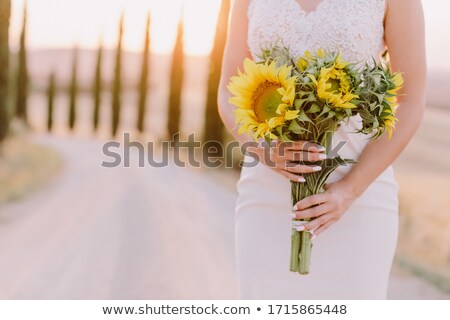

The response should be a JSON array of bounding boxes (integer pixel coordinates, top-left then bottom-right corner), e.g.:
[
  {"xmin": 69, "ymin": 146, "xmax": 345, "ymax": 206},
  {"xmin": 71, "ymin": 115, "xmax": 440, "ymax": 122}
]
[
  {"xmin": 8, "ymin": 0, "xmax": 450, "ymax": 71},
  {"xmin": 9, "ymin": 0, "xmax": 222, "ymax": 56}
]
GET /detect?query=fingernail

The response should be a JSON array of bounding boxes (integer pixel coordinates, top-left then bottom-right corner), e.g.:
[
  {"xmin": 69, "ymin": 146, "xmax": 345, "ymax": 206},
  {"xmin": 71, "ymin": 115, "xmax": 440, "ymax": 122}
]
[
  {"xmin": 289, "ymin": 213, "xmax": 296, "ymax": 218},
  {"xmin": 292, "ymin": 205, "xmax": 298, "ymax": 211},
  {"xmin": 298, "ymin": 176, "xmax": 306, "ymax": 183},
  {"xmin": 296, "ymin": 226, "xmax": 305, "ymax": 231},
  {"xmin": 311, "ymin": 235, "xmax": 317, "ymax": 240},
  {"xmin": 312, "ymin": 166, "xmax": 322, "ymax": 172},
  {"xmin": 318, "ymin": 154, "xmax": 327, "ymax": 160},
  {"xmin": 317, "ymin": 146, "xmax": 326, "ymax": 152}
]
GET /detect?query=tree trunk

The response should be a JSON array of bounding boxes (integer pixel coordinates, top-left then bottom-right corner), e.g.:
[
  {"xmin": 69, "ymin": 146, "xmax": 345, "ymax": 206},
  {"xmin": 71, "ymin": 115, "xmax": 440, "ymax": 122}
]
[
  {"xmin": 93, "ymin": 43, "xmax": 103, "ymax": 131},
  {"xmin": 203, "ymin": 0, "xmax": 230, "ymax": 150},
  {"xmin": 167, "ymin": 19, "xmax": 184, "ymax": 140},
  {"xmin": 15, "ymin": 3, "xmax": 28, "ymax": 122},
  {"xmin": 47, "ymin": 73, "xmax": 55, "ymax": 132},
  {"xmin": 0, "ymin": 0, "xmax": 11, "ymax": 143},
  {"xmin": 111, "ymin": 14, "xmax": 124, "ymax": 137},
  {"xmin": 68, "ymin": 47, "xmax": 78, "ymax": 131},
  {"xmin": 137, "ymin": 13, "xmax": 151, "ymax": 134}
]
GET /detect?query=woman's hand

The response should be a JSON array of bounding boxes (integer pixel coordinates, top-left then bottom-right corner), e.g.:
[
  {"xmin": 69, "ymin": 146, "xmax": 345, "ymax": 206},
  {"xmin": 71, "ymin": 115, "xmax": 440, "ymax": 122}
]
[
  {"xmin": 291, "ymin": 179, "xmax": 358, "ymax": 237},
  {"xmin": 247, "ymin": 140, "xmax": 327, "ymax": 182}
]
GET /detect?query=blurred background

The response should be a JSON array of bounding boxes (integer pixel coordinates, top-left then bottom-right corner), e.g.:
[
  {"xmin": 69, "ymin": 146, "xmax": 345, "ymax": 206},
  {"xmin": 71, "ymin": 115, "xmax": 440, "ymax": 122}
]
[{"xmin": 0, "ymin": 0, "xmax": 449, "ymax": 299}]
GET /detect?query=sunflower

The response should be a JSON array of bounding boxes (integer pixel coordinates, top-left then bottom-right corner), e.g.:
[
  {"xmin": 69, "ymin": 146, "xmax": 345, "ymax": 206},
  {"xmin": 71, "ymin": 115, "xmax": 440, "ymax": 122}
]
[
  {"xmin": 385, "ymin": 73, "xmax": 404, "ymax": 106},
  {"xmin": 382, "ymin": 110, "xmax": 397, "ymax": 138},
  {"xmin": 383, "ymin": 72, "xmax": 404, "ymax": 138},
  {"xmin": 228, "ymin": 58, "xmax": 299, "ymax": 140},
  {"xmin": 308, "ymin": 54, "xmax": 358, "ymax": 109},
  {"xmin": 297, "ymin": 49, "xmax": 326, "ymax": 72}
]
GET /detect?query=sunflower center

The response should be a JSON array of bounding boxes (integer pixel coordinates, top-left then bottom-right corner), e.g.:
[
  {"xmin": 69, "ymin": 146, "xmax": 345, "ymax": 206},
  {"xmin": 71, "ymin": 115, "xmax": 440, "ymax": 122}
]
[
  {"xmin": 252, "ymin": 82, "xmax": 283, "ymax": 122},
  {"xmin": 326, "ymin": 77, "xmax": 341, "ymax": 94}
]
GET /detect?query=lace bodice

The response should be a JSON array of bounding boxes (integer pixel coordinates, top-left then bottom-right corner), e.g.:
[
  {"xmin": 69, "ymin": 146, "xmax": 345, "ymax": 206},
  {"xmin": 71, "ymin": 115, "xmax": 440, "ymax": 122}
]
[
  {"xmin": 248, "ymin": 0, "xmax": 386, "ymax": 63},
  {"xmin": 247, "ymin": 0, "xmax": 394, "ymax": 179}
]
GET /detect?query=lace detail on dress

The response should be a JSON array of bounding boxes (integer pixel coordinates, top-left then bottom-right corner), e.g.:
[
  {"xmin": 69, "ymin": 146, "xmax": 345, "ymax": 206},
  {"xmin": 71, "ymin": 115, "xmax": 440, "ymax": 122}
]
[{"xmin": 247, "ymin": 0, "xmax": 386, "ymax": 63}]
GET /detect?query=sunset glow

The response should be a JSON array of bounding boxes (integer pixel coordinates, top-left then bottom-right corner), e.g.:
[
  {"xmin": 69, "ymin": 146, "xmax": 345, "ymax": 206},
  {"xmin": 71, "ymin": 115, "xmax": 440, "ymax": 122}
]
[
  {"xmin": 8, "ymin": 0, "xmax": 450, "ymax": 70},
  {"xmin": 10, "ymin": 0, "xmax": 221, "ymax": 56}
]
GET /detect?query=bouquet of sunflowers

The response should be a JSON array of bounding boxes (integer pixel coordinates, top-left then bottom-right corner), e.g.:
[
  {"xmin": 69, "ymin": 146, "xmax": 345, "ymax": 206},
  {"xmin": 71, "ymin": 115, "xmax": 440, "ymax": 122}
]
[{"xmin": 228, "ymin": 46, "xmax": 403, "ymax": 275}]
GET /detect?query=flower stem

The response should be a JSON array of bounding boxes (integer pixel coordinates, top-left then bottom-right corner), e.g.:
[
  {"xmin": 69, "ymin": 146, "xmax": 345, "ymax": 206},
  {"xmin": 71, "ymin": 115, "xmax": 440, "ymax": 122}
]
[
  {"xmin": 288, "ymin": 133, "xmax": 341, "ymax": 275},
  {"xmin": 290, "ymin": 180, "xmax": 313, "ymax": 275},
  {"xmin": 299, "ymin": 230, "xmax": 312, "ymax": 274},
  {"xmin": 290, "ymin": 230, "xmax": 301, "ymax": 272}
]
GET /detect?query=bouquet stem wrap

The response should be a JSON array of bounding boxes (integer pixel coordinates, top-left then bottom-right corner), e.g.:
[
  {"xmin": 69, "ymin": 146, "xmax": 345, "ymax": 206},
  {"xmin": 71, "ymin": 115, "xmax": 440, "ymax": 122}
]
[
  {"xmin": 290, "ymin": 180, "xmax": 316, "ymax": 274},
  {"xmin": 289, "ymin": 133, "xmax": 354, "ymax": 274}
]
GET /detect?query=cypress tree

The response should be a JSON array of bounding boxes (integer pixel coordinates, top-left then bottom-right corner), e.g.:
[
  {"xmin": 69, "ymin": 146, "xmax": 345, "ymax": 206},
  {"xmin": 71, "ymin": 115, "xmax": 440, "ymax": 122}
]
[
  {"xmin": 203, "ymin": 0, "xmax": 230, "ymax": 147},
  {"xmin": 167, "ymin": 18, "xmax": 184, "ymax": 140},
  {"xmin": 15, "ymin": 2, "xmax": 28, "ymax": 122},
  {"xmin": 111, "ymin": 14, "xmax": 124, "ymax": 137},
  {"xmin": 47, "ymin": 72, "xmax": 55, "ymax": 132},
  {"xmin": 136, "ymin": 13, "xmax": 151, "ymax": 133},
  {"xmin": 93, "ymin": 42, "xmax": 103, "ymax": 131},
  {"xmin": 0, "ymin": 0, "xmax": 11, "ymax": 144},
  {"xmin": 68, "ymin": 47, "xmax": 78, "ymax": 131}
]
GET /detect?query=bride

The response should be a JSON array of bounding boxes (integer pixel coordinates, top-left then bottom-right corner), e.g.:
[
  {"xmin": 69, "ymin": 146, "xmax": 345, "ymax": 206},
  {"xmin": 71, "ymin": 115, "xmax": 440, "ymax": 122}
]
[{"xmin": 218, "ymin": 0, "xmax": 426, "ymax": 299}]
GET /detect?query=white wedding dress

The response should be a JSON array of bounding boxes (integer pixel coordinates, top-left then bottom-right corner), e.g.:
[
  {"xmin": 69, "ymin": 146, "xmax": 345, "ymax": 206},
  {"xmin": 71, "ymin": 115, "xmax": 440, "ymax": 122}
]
[{"xmin": 235, "ymin": 0, "xmax": 399, "ymax": 299}]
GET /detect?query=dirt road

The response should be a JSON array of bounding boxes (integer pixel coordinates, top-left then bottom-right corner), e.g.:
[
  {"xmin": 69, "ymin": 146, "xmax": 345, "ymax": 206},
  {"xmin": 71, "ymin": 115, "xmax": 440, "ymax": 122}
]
[{"xmin": 0, "ymin": 135, "xmax": 448, "ymax": 299}]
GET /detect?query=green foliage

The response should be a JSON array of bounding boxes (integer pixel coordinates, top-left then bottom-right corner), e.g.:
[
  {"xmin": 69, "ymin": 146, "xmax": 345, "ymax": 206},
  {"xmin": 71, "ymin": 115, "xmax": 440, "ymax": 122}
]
[
  {"xmin": 111, "ymin": 14, "xmax": 124, "ymax": 137},
  {"xmin": 356, "ymin": 60, "xmax": 403, "ymax": 139},
  {"xmin": 92, "ymin": 42, "xmax": 103, "ymax": 131},
  {"xmin": 167, "ymin": 18, "xmax": 184, "ymax": 140},
  {"xmin": 0, "ymin": 0, "xmax": 11, "ymax": 143},
  {"xmin": 15, "ymin": 3, "xmax": 28, "ymax": 122},
  {"xmin": 137, "ymin": 13, "xmax": 151, "ymax": 133},
  {"xmin": 259, "ymin": 45, "xmax": 295, "ymax": 68},
  {"xmin": 266, "ymin": 48, "xmax": 359, "ymax": 143},
  {"xmin": 254, "ymin": 46, "xmax": 402, "ymax": 144},
  {"xmin": 203, "ymin": 0, "xmax": 230, "ymax": 146},
  {"xmin": 68, "ymin": 47, "xmax": 78, "ymax": 130},
  {"xmin": 47, "ymin": 72, "xmax": 55, "ymax": 132}
]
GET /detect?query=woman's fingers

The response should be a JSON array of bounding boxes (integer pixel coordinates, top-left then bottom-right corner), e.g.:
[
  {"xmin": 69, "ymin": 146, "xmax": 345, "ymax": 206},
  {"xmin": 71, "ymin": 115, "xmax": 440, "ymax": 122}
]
[
  {"xmin": 293, "ymin": 203, "xmax": 332, "ymax": 219},
  {"xmin": 274, "ymin": 150, "xmax": 328, "ymax": 162},
  {"xmin": 272, "ymin": 141, "xmax": 326, "ymax": 162},
  {"xmin": 303, "ymin": 213, "xmax": 335, "ymax": 232},
  {"xmin": 271, "ymin": 162, "xmax": 322, "ymax": 181},
  {"xmin": 263, "ymin": 141, "xmax": 326, "ymax": 181},
  {"xmin": 277, "ymin": 140, "xmax": 325, "ymax": 153},
  {"xmin": 275, "ymin": 169, "xmax": 306, "ymax": 182},
  {"xmin": 262, "ymin": 140, "xmax": 327, "ymax": 182},
  {"xmin": 313, "ymin": 220, "xmax": 335, "ymax": 236},
  {"xmin": 293, "ymin": 193, "xmax": 328, "ymax": 211},
  {"xmin": 282, "ymin": 162, "xmax": 322, "ymax": 174}
]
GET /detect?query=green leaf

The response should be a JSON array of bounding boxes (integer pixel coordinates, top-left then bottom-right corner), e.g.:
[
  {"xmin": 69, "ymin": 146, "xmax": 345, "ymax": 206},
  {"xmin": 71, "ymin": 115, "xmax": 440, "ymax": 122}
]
[
  {"xmin": 373, "ymin": 118, "xmax": 379, "ymax": 128},
  {"xmin": 308, "ymin": 103, "xmax": 321, "ymax": 114},
  {"xmin": 298, "ymin": 110, "xmax": 312, "ymax": 122},
  {"xmin": 276, "ymin": 126, "xmax": 283, "ymax": 136},
  {"xmin": 359, "ymin": 109, "xmax": 373, "ymax": 122},
  {"xmin": 326, "ymin": 110, "xmax": 336, "ymax": 119},
  {"xmin": 295, "ymin": 99, "xmax": 307, "ymax": 110},
  {"xmin": 318, "ymin": 104, "xmax": 330, "ymax": 117},
  {"xmin": 288, "ymin": 120, "xmax": 307, "ymax": 134}
]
